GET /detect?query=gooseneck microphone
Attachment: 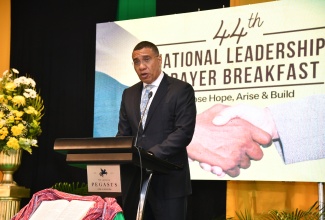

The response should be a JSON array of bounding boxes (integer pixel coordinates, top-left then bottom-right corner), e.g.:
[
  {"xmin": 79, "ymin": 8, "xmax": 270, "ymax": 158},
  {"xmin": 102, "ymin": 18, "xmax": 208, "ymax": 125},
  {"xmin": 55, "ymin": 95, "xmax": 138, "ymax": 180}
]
[{"xmin": 133, "ymin": 91, "xmax": 153, "ymax": 148}]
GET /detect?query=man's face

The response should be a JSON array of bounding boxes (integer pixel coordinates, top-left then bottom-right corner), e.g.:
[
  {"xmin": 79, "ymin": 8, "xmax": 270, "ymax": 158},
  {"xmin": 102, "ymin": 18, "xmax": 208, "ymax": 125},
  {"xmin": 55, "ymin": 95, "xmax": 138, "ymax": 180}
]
[{"xmin": 132, "ymin": 47, "xmax": 162, "ymax": 84}]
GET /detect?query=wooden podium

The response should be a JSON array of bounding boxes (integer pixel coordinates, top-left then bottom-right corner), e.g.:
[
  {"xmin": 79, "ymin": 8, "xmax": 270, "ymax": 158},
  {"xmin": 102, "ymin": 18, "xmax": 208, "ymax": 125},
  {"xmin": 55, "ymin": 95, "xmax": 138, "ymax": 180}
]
[{"xmin": 54, "ymin": 136, "xmax": 182, "ymax": 220}]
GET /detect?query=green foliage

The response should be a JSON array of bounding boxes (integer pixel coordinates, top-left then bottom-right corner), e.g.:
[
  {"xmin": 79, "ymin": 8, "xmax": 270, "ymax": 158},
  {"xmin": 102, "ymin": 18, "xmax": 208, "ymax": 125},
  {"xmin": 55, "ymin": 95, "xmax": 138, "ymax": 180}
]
[
  {"xmin": 261, "ymin": 202, "xmax": 324, "ymax": 220},
  {"xmin": 225, "ymin": 202, "xmax": 325, "ymax": 220},
  {"xmin": 236, "ymin": 209, "xmax": 254, "ymax": 220},
  {"xmin": 213, "ymin": 215, "xmax": 234, "ymax": 220},
  {"xmin": 52, "ymin": 182, "xmax": 89, "ymax": 196}
]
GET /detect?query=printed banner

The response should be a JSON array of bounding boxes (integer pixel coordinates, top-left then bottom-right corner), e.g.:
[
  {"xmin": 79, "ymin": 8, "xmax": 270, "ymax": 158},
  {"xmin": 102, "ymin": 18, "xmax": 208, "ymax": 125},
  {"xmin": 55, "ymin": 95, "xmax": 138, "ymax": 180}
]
[{"xmin": 94, "ymin": 0, "xmax": 325, "ymax": 182}]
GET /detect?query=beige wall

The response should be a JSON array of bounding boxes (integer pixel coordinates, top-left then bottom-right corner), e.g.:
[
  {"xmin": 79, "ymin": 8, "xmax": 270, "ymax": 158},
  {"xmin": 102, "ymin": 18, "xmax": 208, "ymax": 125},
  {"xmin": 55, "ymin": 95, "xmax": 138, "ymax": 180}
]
[
  {"xmin": 0, "ymin": 0, "xmax": 11, "ymax": 74},
  {"xmin": 0, "ymin": 0, "xmax": 10, "ymax": 181},
  {"xmin": 231, "ymin": 0, "xmax": 275, "ymax": 6},
  {"xmin": 227, "ymin": 181, "xmax": 319, "ymax": 218}
]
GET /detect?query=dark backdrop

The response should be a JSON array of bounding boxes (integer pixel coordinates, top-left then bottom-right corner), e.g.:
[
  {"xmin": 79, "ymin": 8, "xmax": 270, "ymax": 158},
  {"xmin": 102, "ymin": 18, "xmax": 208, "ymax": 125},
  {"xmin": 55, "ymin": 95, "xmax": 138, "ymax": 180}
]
[{"xmin": 10, "ymin": 0, "xmax": 228, "ymax": 219}]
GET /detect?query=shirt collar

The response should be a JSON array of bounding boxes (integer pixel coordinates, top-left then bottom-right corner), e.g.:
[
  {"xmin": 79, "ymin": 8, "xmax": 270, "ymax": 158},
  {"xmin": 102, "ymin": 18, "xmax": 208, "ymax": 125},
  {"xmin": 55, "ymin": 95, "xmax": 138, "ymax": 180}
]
[{"xmin": 143, "ymin": 72, "xmax": 163, "ymax": 88}]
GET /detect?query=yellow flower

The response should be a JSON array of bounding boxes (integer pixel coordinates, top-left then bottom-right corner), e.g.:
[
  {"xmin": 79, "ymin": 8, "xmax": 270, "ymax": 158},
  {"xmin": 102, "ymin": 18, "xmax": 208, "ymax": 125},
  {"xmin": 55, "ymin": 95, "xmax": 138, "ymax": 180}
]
[
  {"xmin": 7, "ymin": 115, "xmax": 15, "ymax": 123},
  {"xmin": 0, "ymin": 127, "xmax": 8, "ymax": 140},
  {"xmin": 12, "ymin": 110, "xmax": 24, "ymax": 120},
  {"xmin": 0, "ymin": 120, "xmax": 5, "ymax": 128},
  {"xmin": 11, "ymin": 123, "xmax": 25, "ymax": 136},
  {"xmin": 4, "ymin": 82, "xmax": 16, "ymax": 91},
  {"xmin": 0, "ymin": 96, "xmax": 9, "ymax": 104},
  {"xmin": 0, "ymin": 111, "xmax": 5, "ymax": 119},
  {"xmin": 7, "ymin": 137, "xmax": 20, "ymax": 150},
  {"xmin": 11, "ymin": 95, "xmax": 26, "ymax": 107},
  {"xmin": 24, "ymin": 106, "xmax": 38, "ymax": 115}
]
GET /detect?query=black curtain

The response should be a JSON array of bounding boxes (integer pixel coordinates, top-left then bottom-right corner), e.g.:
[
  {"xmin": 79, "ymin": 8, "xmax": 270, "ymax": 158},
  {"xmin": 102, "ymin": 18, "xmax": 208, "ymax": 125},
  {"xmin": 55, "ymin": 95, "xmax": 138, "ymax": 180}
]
[
  {"xmin": 10, "ymin": 0, "xmax": 227, "ymax": 219},
  {"xmin": 11, "ymin": 0, "xmax": 119, "ymax": 206}
]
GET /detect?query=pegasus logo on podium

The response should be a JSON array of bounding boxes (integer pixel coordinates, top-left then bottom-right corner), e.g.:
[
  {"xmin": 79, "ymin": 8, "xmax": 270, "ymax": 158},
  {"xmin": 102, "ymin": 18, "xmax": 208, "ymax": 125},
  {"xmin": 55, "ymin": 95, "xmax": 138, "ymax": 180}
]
[{"xmin": 99, "ymin": 168, "xmax": 108, "ymax": 177}]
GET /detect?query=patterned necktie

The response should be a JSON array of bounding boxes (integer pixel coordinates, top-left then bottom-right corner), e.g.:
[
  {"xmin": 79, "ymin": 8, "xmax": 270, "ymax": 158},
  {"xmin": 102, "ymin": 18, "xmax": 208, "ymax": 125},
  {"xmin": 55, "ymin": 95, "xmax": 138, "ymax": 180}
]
[{"xmin": 140, "ymin": 85, "xmax": 154, "ymax": 128}]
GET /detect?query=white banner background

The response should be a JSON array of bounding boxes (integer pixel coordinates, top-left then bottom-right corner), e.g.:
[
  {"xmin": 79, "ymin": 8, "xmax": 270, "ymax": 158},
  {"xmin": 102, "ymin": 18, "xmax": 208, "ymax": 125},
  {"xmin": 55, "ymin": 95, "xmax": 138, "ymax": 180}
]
[{"xmin": 94, "ymin": 0, "xmax": 325, "ymax": 182}]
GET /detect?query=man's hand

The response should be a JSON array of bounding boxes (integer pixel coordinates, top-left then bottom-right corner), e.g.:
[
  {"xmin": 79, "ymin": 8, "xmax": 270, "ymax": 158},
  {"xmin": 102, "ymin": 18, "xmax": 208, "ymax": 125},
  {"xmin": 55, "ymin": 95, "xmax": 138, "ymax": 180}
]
[
  {"xmin": 213, "ymin": 104, "xmax": 279, "ymax": 139},
  {"xmin": 187, "ymin": 104, "xmax": 272, "ymax": 177}
]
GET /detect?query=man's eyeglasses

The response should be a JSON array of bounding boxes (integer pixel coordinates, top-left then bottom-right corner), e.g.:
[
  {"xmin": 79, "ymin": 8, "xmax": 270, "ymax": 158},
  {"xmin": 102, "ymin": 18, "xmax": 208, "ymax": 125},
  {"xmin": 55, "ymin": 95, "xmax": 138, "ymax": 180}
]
[{"xmin": 132, "ymin": 55, "xmax": 159, "ymax": 67}]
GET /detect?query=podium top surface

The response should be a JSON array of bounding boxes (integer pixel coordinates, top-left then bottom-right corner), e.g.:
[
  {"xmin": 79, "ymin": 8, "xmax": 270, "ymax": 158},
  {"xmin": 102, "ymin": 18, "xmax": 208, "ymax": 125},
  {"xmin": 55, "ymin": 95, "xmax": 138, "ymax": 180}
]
[
  {"xmin": 54, "ymin": 136, "xmax": 134, "ymax": 152},
  {"xmin": 53, "ymin": 136, "xmax": 183, "ymax": 173}
]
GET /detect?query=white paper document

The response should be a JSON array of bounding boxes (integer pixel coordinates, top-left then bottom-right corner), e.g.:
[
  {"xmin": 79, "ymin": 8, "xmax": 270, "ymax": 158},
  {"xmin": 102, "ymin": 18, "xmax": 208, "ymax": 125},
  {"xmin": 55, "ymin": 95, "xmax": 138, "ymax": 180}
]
[{"xmin": 29, "ymin": 199, "xmax": 95, "ymax": 220}]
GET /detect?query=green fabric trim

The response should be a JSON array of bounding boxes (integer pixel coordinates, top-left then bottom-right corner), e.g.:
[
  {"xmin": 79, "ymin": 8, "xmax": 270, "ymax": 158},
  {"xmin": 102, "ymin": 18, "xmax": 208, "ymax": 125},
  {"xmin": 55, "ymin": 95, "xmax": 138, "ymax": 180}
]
[
  {"xmin": 117, "ymin": 0, "xmax": 156, "ymax": 20},
  {"xmin": 114, "ymin": 212, "xmax": 125, "ymax": 220}
]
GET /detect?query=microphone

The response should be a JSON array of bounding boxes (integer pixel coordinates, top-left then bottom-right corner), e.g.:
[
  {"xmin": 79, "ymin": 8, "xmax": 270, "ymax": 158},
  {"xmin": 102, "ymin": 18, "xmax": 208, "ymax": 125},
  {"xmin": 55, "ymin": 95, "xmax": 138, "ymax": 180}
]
[
  {"xmin": 133, "ymin": 91, "xmax": 153, "ymax": 148},
  {"xmin": 148, "ymin": 91, "xmax": 153, "ymax": 99}
]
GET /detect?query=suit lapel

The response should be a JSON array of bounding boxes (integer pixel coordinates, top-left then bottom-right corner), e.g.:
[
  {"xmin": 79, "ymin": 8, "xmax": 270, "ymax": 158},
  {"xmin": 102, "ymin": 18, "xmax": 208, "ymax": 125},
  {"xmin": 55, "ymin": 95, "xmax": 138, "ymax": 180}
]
[
  {"xmin": 133, "ymin": 83, "xmax": 143, "ymax": 127},
  {"xmin": 144, "ymin": 73, "xmax": 169, "ymax": 129}
]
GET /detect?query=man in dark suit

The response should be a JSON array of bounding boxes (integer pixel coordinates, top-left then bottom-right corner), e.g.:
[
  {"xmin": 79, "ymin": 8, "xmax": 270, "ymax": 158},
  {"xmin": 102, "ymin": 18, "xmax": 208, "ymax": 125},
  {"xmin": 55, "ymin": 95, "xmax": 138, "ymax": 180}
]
[{"xmin": 117, "ymin": 41, "xmax": 196, "ymax": 220}]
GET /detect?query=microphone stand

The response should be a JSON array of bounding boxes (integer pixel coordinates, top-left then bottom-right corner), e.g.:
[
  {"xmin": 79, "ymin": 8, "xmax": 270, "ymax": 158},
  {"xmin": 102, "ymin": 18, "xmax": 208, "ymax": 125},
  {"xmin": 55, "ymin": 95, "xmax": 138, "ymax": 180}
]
[{"xmin": 134, "ymin": 91, "xmax": 153, "ymax": 220}]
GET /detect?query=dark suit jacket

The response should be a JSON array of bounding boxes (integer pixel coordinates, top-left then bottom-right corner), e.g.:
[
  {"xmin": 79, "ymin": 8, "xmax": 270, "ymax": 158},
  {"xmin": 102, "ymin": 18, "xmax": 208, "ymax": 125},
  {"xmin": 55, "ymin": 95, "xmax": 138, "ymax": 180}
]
[{"xmin": 117, "ymin": 73, "xmax": 196, "ymax": 213}]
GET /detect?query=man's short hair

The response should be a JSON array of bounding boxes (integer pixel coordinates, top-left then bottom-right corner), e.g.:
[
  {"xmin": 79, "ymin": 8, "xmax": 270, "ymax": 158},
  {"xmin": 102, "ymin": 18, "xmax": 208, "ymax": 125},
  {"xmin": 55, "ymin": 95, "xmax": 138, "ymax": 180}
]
[{"xmin": 133, "ymin": 41, "xmax": 159, "ymax": 55}]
